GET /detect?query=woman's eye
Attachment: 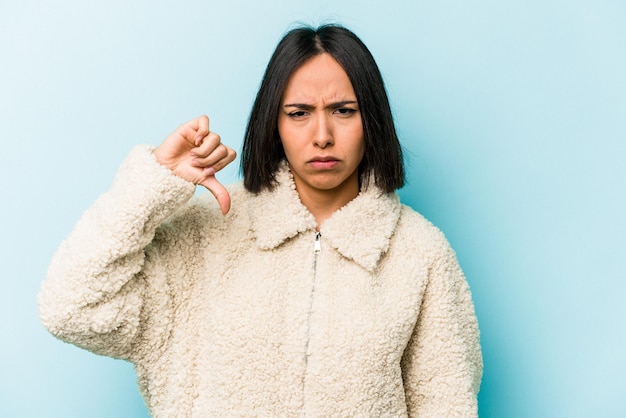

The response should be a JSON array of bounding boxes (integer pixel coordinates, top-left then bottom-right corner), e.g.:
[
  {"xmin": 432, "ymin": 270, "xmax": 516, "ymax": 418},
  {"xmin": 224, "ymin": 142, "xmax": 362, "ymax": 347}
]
[
  {"xmin": 334, "ymin": 108, "xmax": 357, "ymax": 116},
  {"xmin": 288, "ymin": 111, "xmax": 307, "ymax": 118}
]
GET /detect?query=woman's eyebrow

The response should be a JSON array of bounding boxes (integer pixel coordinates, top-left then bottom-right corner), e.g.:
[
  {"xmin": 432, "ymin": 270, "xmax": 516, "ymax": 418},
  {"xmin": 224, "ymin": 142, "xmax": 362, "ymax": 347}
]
[
  {"xmin": 283, "ymin": 100, "xmax": 358, "ymax": 109},
  {"xmin": 328, "ymin": 100, "xmax": 358, "ymax": 108},
  {"xmin": 283, "ymin": 103, "xmax": 315, "ymax": 110}
]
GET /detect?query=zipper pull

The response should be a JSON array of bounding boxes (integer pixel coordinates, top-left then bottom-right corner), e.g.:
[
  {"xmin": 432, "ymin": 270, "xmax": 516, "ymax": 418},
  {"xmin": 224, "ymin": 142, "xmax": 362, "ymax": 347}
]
[{"xmin": 314, "ymin": 232, "xmax": 321, "ymax": 254}]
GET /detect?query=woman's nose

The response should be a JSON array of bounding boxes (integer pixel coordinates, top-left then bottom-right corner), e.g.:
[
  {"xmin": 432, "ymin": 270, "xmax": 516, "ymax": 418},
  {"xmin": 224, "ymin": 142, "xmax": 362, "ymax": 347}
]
[{"xmin": 313, "ymin": 114, "xmax": 334, "ymax": 148}]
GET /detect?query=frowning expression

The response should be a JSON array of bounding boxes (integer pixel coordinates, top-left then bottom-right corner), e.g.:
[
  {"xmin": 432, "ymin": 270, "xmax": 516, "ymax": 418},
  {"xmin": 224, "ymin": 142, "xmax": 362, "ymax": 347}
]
[{"xmin": 278, "ymin": 53, "xmax": 365, "ymax": 203}]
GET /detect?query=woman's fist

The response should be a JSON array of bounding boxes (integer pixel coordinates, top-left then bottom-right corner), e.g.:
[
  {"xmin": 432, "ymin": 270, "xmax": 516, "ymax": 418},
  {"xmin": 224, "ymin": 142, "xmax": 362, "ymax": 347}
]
[{"xmin": 153, "ymin": 115, "xmax": 236, "ymax": 214}]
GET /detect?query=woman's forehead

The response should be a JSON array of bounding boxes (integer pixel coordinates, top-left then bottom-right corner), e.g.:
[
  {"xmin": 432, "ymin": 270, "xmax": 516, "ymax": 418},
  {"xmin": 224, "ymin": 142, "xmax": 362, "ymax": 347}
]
[{"xmin": 281, "ymin": 54, "xmax": 356, "ymax": 103}]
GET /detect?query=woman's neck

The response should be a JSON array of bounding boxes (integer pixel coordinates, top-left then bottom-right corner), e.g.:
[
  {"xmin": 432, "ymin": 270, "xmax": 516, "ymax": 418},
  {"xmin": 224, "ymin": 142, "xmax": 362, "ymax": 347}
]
[{"xmin": 294, "ymin": 178, "xmax": 360, "ymax": 231}]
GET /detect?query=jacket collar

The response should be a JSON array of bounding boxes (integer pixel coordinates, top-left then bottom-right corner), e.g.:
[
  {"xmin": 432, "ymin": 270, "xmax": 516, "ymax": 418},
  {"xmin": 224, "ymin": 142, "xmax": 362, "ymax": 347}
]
[{"xmin": 248, "ymin": 162, "xmax": 401, "ymax": 272}]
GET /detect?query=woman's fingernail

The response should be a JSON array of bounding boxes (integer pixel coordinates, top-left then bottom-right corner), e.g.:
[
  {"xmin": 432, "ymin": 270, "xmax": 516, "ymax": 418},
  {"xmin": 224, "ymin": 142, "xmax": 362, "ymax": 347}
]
[{"xmin": 204, "ymin": 167, "xmax": 216, "ymax": 176}]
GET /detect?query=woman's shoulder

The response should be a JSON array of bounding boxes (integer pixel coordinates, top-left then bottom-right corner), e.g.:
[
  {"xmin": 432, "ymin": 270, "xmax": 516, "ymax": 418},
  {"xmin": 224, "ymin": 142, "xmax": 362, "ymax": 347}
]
[
  {"xmin": 397, "ymin": 204, "xmax": 440, "ymax": 234},
  {"xmin": 395, "ymin": 203, "xmax": 455, "ymax": 255}
]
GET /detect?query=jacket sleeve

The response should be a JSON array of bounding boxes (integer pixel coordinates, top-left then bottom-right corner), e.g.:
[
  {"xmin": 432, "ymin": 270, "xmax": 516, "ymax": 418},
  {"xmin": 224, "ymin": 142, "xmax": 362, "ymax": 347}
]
[
  {"xmin": 401, "ymin": 238, "xmax": 483, "ymax": 417},
  {"xmin": 37, "ymin": 145, "xmax": 195, "ymax": 361}
]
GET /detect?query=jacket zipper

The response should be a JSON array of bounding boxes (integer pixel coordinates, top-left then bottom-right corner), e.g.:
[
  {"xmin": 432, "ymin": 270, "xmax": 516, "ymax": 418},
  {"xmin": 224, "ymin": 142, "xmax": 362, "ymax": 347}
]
[
  {"xmin": 313, "ymin": 232, "xmax": 321, "ymax": 255},
  {"xmin": 303, "ymin": 232, "xmax": 321, "ymax": 412}
]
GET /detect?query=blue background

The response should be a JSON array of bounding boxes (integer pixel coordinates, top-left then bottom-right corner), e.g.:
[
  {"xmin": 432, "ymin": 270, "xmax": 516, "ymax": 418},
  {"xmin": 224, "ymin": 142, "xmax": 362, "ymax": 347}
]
[{"xmin": 1, "ymin": 1, "xmax": 625, "ymax": 417}]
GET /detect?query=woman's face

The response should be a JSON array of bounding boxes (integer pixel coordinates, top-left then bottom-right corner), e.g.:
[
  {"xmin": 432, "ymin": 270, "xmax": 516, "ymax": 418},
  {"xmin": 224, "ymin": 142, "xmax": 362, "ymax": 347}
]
[{"xmin": 278, "ymin": 53, "xmax": 365, "ymax": 203}]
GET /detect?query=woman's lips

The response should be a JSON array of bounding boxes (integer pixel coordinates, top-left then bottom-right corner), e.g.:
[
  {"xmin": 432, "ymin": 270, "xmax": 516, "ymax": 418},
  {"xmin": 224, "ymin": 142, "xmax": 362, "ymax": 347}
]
[{"xmin": 308, "ymin": 157, "xmax": 339, "ymax": 169}]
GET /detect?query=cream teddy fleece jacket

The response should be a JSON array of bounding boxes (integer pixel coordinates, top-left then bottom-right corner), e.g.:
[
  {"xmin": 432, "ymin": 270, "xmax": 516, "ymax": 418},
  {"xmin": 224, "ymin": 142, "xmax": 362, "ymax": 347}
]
[{"xmin": 38, "ymin": 146, "xmax": 482, "ymax": 417}]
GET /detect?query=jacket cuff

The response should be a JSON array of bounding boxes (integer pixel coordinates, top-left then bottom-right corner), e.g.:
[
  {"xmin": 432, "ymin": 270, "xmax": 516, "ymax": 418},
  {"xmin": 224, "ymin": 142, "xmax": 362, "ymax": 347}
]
[{"xmin": 110, "ymin": 145, "xmax": 196, "ymax": 218}]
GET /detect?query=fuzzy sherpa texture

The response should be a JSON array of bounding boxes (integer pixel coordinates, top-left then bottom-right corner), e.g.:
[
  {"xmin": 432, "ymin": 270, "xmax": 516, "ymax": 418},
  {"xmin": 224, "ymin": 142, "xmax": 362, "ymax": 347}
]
[{"xmin": 38, "ymin": 145, "xmax": 482, "ymax": 417}]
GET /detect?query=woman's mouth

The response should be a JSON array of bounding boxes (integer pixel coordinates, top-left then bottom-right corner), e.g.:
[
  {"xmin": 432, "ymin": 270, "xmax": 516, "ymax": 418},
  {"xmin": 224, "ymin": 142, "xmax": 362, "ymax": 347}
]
[{"xmin": 309, "ymin": 157, "xmax": 339, "ymax": 169}]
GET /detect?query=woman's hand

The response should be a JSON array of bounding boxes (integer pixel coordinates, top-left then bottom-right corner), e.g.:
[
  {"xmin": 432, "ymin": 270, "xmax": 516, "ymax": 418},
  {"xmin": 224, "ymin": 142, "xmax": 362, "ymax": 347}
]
[{"xmin": 153, "ymin": 115, "xmax": 236, "ymax": 214}]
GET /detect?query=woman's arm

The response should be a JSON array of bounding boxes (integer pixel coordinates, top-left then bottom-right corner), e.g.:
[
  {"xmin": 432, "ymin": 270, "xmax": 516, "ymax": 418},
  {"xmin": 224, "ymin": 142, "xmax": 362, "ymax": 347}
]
[
  {"xmin": 37, "ymin": 145, "xmax": 196, "ymax": 360},
  {"xmin": 402, "ymin": 240, "xmax": 483, "ymax": 417},
  {"xmin": 38, "ymin": 115, "xmax": 237, "ymax": 360}
]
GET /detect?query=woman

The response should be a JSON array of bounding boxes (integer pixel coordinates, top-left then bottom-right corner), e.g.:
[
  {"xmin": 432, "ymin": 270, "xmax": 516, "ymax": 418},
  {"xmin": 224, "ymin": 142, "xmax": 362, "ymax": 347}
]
[{"xmin": 38, "ymin": 24, "xmax": 482, "ymax": 417}]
